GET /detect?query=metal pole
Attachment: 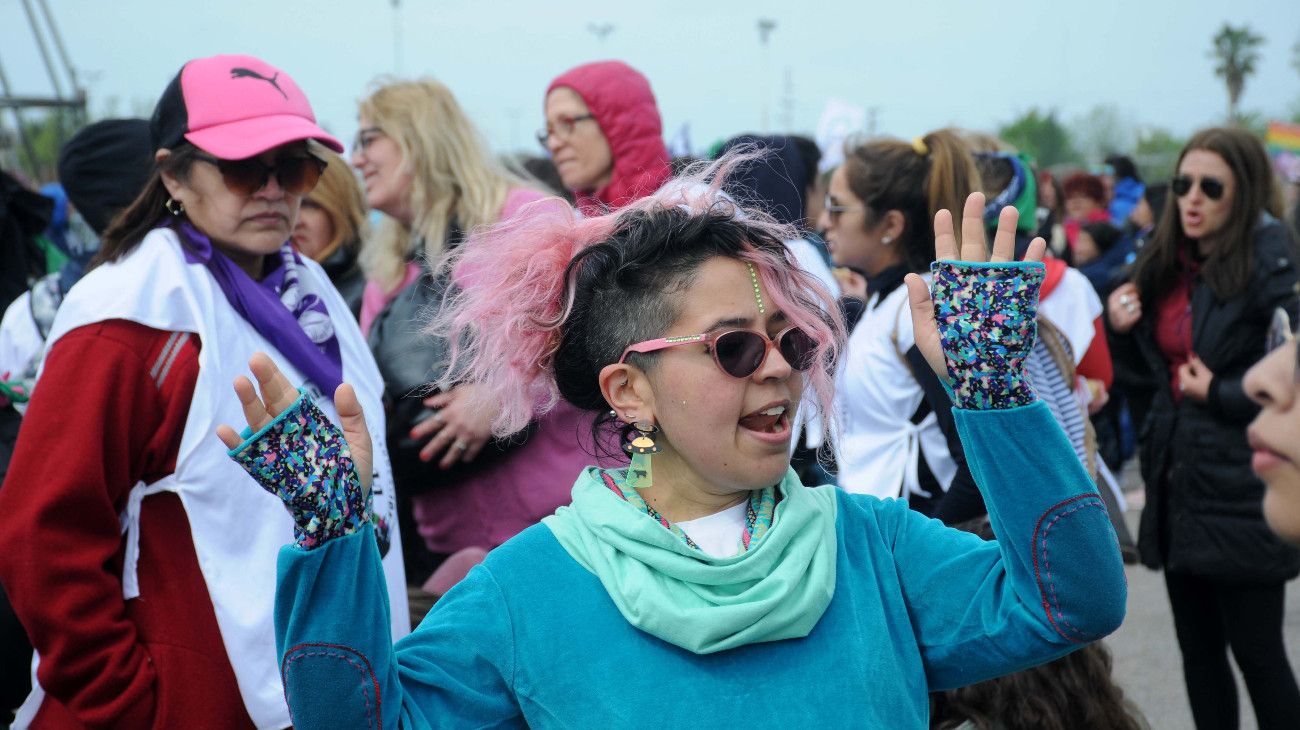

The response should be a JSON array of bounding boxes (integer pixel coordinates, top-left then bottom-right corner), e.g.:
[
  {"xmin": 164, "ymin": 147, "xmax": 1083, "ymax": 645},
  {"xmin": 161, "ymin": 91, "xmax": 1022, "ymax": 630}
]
[
  {"xmin": 37, "ymin": 0, "xmax": 83, "ymax": 125},
  {"xmin": 391, "ymin": 0, "xmax": 403, "ymax": 74},
  {"xmin": 757, "ymin": 19, "xmax": 776, "ymax": 134},
  {"xmin": 0, "ymin": 57, "xmax": 40, "ymax": 176},
  {"xmin": 20, "ymin": 0, "xmax": 66, "ymax": 99}
]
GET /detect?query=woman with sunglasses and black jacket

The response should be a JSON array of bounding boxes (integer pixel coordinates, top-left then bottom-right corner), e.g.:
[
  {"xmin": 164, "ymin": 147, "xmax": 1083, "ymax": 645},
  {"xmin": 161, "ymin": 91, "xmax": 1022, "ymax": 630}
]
[
  {"xmin": 0, "ymin": 55, "xmax": 408, "ymax": 729},
  {"xmin": 1107, "ymin": 126, "xmax": 1300, "ymax": 730}
]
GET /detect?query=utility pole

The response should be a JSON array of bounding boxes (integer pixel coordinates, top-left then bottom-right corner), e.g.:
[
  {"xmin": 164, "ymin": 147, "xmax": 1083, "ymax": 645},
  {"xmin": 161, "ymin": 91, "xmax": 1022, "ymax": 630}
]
[
  {"xmin": 391, "ymin": 0, "xmax": 403, "ymax": 74},
  {"xmin": 866, "ymin": 106, "xmax": 880, "ymax": 138},
  {"xmin": 779, "ymin": 66, "xmax": 795, "ymax": 132},
  {"xmin": 757, "ymin": 18, "xmax": 776, "ymax": 133}
]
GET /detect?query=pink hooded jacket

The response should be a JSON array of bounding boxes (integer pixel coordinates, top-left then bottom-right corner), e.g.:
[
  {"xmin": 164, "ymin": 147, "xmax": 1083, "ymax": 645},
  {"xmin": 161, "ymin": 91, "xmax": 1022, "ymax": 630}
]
[{"xmin": 547, "ymin": 61, "xmax": 671, "ymax": 216}]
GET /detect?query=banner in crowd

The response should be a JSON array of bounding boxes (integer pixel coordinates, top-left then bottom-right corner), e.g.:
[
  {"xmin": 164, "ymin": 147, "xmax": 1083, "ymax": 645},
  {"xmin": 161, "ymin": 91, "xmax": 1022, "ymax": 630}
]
[
  {"xmin": 816, "ymin": 99, "xmax": 867, "ymax": 173},
  {"xmin": 1266, "ymin": 121, "xmax": 1300, "ymax": 183}
]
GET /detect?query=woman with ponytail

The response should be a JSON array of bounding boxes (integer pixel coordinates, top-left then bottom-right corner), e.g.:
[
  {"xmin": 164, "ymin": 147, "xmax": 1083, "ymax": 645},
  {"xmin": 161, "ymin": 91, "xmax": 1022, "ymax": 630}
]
[
  {"xmin": 217, "ymin": 156, "xmax": 1126, "ymax": 728},
  {"xmin": 821, "ymin": 129, "xmax": 986, "ymax": 522}
]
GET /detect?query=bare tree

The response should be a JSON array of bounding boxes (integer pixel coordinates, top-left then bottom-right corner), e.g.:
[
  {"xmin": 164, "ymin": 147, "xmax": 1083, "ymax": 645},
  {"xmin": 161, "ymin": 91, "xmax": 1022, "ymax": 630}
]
[{"xmin": 1209, "ymin": 23, "xmax": 1266, "ymax": 123}]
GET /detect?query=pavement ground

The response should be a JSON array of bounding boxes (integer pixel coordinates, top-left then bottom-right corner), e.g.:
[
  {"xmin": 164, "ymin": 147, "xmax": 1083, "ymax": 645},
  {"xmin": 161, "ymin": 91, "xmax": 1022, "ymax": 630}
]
[{"xmin": 1107, "ymin": 464, "xmax": 1300, "ymax": 730}]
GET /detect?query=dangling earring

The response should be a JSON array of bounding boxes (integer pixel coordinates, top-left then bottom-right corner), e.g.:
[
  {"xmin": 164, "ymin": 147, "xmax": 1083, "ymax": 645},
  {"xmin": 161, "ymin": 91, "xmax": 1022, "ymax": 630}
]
[
  {"xmin": 623, "ymin": 421, "xmax": 661, "ymax": 491},
  {"xmin": 165, "ymin": 197, "xmax": 185, "ymax": 216}
]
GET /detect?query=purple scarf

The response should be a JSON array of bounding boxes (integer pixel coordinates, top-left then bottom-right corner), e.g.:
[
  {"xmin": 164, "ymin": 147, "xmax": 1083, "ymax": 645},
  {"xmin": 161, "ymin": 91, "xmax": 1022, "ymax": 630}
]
[{"xmin": 174, "ymin": 222, "xmax": 343, "ymax": 395}]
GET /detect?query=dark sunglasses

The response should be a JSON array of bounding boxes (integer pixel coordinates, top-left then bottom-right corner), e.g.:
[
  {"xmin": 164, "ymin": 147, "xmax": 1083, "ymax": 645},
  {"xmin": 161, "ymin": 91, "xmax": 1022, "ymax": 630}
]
[
  {"xmin": 619, "ymin": 325, "xmax": 817, "ymax": 379},
  {"xmin": 1266, "ymin": 307, "xmax": 1300, "ymax": 382},
  {"xmin": 194, "ymin": 152, "xmax": 327, "ymax": 197},
  {"xmin": 536, "ymin": 114, "xmax": 596, "ymax": 147},
  {"xmin": 1171, "ymin": 174, "xmax": 1225, "ymax": 201}
]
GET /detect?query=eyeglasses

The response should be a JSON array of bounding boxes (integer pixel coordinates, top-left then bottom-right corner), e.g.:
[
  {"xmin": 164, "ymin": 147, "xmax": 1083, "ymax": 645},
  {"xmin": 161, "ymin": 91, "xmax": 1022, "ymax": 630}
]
[
  {"xmin": 823, "ymin": 194, "xmax": 866, "ymax": 223},
  {"xmin": 353, "ymin": 127, "xmax": 384, "ymax": 154},
  {"xmin": 194, "ymin": 152, "xmax": 326, "ymax": 197},
  {"xmin": 1171, "ymin": 174, "xmax": 1225, "ymax": 201},
  {"xmin": 536, "ymin": 114, "xmax": 596, "ymax": 147},
  {"xmin": 619, "ymin": 326, "xmax": 817, "ymax": 379}
]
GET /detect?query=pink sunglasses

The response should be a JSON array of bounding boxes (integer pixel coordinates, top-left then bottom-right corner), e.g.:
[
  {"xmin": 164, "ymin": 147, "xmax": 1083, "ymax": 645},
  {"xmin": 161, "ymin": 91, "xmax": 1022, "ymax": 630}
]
[{"xmin": 618, "ymin": 326, "xmax": 816, "ymax": 379}]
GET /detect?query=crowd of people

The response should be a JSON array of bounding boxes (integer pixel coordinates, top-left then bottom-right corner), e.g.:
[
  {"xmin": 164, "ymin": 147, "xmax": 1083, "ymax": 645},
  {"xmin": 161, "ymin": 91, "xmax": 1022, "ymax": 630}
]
[{"xmin": 0, "ymin": 51, "xmax": 1298, "ymax": 729}]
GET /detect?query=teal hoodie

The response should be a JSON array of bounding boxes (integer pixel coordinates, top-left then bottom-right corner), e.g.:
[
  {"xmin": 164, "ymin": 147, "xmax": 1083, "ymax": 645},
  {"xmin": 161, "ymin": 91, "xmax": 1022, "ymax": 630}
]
[{"xmin": 273, "ymin": 401, "xmax": 1126, "ymax": 728}]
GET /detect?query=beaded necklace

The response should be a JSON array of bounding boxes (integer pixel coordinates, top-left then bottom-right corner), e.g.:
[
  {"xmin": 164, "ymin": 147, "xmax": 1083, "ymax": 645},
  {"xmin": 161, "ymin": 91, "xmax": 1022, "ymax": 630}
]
[{"xmin": 599, "ymin": 471, "xmax": 778, "ymax": 555}]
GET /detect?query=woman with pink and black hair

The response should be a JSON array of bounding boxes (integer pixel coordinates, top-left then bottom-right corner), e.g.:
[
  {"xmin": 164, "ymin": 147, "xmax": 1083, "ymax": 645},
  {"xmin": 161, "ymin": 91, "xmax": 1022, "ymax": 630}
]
[
  {"xmin": 217, "ymin": 157, "xmax": 1126, "ymax": 727},
  {"xmin": 540, "ymin": 60, "xmax": 671, "ymax": 216}
]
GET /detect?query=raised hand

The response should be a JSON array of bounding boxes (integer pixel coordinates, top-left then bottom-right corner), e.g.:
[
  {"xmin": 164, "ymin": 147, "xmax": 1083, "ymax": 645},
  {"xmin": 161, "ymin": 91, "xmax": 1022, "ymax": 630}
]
[
  {"xmin": 218, "ymin": 353, "xmax": 373, "ymax": 494},
  {"xmin": 905, "ymin": 193, "xmax": 1048, "ymax": 409}
]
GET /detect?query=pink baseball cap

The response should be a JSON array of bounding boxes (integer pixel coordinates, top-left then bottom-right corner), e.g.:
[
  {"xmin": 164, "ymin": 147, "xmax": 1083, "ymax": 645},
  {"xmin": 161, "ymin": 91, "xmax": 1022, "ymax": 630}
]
[{"xmin": 149, "ymin": 54, "xmax": 342, "ymax": 159}]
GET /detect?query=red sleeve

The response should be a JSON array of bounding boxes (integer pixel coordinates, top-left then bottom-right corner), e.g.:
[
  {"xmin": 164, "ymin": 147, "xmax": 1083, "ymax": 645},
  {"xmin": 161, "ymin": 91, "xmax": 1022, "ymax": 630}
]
[
  {"xmin": 0, "ymin": 320, "xmax": 198, "ymax": 729},
  {"xmin": 1076, "ymin": 317, "xmax": 1114, "ymax": 390}
]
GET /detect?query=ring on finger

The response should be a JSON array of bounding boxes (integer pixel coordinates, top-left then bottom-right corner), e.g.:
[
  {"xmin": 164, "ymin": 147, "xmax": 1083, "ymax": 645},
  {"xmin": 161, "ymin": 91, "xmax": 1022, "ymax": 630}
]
[
  {"xmin": 430, "ymin": 410, "xmax": 444, "ymax": 424},
  {"xmin": 1119, "ymin": 294, "xmax": 1131, "ymax": 305},
  {"xmin": 454, "ymin": 439, "xmax": 469, "ymax": 451},
  {"xmin": 1125, "ymin": 303, "xmax": 1136, "ymax": 313}
]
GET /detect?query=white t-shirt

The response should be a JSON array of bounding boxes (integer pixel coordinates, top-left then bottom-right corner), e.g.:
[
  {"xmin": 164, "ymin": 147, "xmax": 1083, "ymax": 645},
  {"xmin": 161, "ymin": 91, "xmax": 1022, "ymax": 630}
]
[{"xmin": 676, "ymin": 501, "xmax": 749, "ymax": 558}]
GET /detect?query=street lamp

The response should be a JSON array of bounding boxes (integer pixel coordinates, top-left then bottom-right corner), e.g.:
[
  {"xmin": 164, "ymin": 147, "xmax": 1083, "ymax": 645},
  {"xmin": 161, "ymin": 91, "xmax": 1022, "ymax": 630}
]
[{"xmin": 757, "ymin": 18, "xmax": 776, "ymax": 133}]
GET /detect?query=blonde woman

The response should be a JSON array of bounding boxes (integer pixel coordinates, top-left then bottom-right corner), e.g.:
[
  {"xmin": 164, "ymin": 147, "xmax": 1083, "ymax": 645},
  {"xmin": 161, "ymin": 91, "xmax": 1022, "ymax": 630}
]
[
  {"xmin": 292, "ymin": 149, "xmax": 368, "ymax": 317},
  {"xmin": 350, "ymin": 78, "xmax": 598, "ymax": 596}
]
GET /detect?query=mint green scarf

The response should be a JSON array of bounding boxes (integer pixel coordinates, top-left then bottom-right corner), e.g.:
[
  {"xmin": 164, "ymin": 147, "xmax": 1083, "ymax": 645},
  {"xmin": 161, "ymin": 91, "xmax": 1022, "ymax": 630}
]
[{"xmin": 543, "ymin": 467, "xmax": 838, "ymax": 654}]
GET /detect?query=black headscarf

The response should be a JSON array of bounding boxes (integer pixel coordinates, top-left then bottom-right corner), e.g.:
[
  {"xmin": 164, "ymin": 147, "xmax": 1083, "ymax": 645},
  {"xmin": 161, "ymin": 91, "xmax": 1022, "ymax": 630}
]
[
  {"xmin": 57, "ymin": 118, "xmax": 153, "ymax": 235},
  {"xmin": 716, "ymin": 135, "xmax": 810, "ymax": 229}
]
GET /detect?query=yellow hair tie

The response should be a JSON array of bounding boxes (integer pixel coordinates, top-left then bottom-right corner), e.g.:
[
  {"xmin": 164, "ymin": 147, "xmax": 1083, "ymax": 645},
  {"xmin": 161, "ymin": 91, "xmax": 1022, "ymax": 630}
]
[{"xmin": 912, "ymin": 136, "xmax": 929, "ymax": 156}]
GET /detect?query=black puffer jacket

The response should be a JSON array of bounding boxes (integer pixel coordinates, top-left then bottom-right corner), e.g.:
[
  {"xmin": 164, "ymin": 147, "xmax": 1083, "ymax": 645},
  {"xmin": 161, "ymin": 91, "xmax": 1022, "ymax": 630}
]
[
  {"xmin": 318, "ymin": 239, "xmax": 365, "ymax": 320},
  {"xmin": 1113, "ymin": 219, "xmax": 1300, "ymax": 582}
]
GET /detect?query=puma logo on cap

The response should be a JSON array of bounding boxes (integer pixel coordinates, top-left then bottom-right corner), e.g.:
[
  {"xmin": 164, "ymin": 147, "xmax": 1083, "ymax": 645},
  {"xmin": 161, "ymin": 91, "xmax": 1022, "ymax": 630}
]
[{"xmin": 230, "ymin": 67, "xmax": 288, "ymax": 100}]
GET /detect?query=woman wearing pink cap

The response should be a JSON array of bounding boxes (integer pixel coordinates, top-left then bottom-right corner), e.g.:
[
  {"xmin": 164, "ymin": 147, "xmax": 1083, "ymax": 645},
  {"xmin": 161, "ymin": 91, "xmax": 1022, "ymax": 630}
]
[{"xmin": 0, "ymin": 54, "xmax": 408, "ymax": 729}]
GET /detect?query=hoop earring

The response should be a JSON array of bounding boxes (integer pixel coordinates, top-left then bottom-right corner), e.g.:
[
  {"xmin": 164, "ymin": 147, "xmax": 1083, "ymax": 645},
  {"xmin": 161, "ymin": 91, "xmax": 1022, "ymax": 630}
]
[
  {"xmin": 165, "ymin": 197, "xmax": 185, "ymax": 216},
  {"xmin": 623, "ymin": 421, "xmax": 661, "ymax": 491}
]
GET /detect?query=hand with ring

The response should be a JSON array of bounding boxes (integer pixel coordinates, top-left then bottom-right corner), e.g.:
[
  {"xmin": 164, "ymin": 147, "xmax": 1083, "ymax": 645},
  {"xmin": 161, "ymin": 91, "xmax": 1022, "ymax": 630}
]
[
  {"xmin": 1176, "ymin": 354, "xmax": 1214, "ymax": 402},
  {"xmin": 1107, "ymin": 282, "xmax": 1143, "ymax": 334},
  {"xmin": 407, "ymin": 383, "xmax": 497, "ymax": 469}
]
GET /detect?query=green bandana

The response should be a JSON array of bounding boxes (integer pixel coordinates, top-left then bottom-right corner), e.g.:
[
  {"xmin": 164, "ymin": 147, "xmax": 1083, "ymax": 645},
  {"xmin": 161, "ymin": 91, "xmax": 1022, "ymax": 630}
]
[{"xmin": 543, "ymin": 467, "xmax": 838, "ymax": 654}]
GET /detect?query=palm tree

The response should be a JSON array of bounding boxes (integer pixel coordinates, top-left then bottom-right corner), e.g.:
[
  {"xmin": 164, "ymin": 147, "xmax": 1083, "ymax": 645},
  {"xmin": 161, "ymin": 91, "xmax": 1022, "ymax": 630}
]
[{"xmin": 1209, "ymin": 23, "xmax": 1266, "ymax": 123}]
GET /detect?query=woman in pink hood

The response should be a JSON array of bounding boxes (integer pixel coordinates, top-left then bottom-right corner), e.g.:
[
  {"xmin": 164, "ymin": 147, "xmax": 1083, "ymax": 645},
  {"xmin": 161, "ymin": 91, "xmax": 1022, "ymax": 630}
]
[{"xmin": 541, "ymin": 61, "xmax": 672, "ymax": 215}]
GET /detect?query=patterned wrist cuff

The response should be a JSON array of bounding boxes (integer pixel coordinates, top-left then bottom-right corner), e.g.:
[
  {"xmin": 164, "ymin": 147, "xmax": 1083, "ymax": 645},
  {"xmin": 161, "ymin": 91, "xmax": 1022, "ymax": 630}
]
[
  {"xmin": 229, "ymin": 390, "xmax": 370, "ymax": 549},
  {"xmin": 930, "ymin": 260, "xmax": 1044, "ymax": 410}
]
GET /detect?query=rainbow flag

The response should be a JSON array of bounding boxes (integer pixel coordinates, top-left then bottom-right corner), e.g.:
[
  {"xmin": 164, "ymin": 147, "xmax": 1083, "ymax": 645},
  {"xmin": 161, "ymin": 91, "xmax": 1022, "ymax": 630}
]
[{"xmin": 1266, "ymin": 121, "xmax": 1300, "ymax": 182}]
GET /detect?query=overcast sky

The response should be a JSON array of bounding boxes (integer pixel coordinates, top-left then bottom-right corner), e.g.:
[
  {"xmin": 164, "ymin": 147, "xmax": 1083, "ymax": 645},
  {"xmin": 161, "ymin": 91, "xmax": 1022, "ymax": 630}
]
[{"xmin": 2, "ymin": 0, "xmax": 1298, "ymax": 161}]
